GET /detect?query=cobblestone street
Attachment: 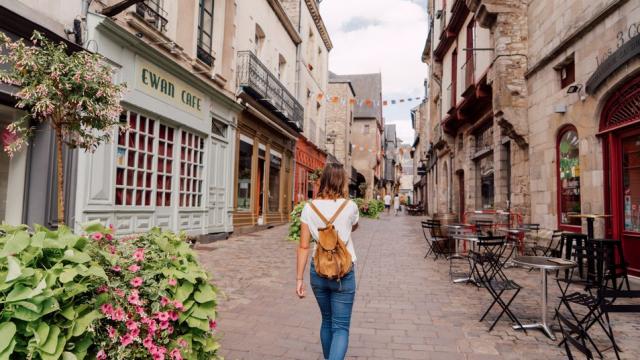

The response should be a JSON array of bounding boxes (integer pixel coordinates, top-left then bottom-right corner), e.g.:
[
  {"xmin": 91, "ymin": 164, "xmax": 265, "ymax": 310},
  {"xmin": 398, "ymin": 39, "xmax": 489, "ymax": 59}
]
[{"xmin": 196, "ymin": 214, "xmax": 640, "ymax": 360}]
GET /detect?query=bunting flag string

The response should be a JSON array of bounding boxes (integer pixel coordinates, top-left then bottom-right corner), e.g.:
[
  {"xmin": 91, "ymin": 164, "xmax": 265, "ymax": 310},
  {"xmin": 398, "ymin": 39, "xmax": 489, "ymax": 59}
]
[{"xmin": 310, "ymin": 93, "xmax": 424, "ymax": 108}]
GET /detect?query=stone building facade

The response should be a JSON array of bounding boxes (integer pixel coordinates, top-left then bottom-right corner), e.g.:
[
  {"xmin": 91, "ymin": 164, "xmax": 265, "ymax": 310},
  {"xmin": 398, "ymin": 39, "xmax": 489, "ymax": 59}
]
[
  {"xmin": 417, "ymin": 0, "xmax": 640, "ymax": 276},
  {"xmin": 330, "ymin": 72, "xmax": 384, "ymax": 200},
  {"xmin": 325, "ymin": 77, "xmax": 356, "ymax": 173},
  {"xmin": 420, "ymin": 0, "xmax": 528, "ymax": 223},
  {"xmin": 526, "ymin": 0, "xmax": 640, "ymax": 276}
]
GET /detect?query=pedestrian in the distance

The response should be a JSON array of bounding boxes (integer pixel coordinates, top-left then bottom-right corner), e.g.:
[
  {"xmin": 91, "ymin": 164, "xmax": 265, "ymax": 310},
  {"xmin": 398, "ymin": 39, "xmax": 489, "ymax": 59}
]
[
  {"xmin": 393, "ymin": 194, "xmax": 400, "ymax": 216},
  {"xmin": 384, "ymin": 193, "xmax": 392, "ymax": 214},
  {"xmin": 296, "ymin": 163, "xmax": 359, "ymax": 360}
]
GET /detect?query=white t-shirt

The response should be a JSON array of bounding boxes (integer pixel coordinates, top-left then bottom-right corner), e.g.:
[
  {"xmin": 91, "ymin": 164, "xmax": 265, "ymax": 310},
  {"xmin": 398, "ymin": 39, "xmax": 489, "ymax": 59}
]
[
  {"xmin": 384, "ymin": 194, "xmax": 392, "ymax": 205},
  {"xmin": 394, "ymin": 196, "xmax": 400, "ymax": 209},
  {"xmin": 300, "ymin": 199, "xmax": 360, "ymax": 262}
]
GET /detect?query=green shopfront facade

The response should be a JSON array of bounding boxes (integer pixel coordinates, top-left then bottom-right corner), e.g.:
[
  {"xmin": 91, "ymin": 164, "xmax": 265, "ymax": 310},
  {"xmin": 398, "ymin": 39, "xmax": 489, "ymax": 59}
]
[{"xmin": 73, "ymin": 15, "xmax": 241, "ymax": 237}]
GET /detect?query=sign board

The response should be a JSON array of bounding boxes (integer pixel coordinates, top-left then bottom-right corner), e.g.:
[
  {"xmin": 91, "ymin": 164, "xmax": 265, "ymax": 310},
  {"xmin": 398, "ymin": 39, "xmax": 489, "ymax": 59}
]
[
  {"xmin": 586, "ymin": 31, "xmax": 640, "ymax": 94},
  {"xmin": 135, "ymin": 58, "xmax": 206, "ymax": 119}
]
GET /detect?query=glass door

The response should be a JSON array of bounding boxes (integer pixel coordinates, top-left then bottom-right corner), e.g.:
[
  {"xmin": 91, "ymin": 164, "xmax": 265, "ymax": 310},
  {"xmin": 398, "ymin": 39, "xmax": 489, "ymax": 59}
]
[{"xmin": 620, "ymin": 132, "xmax": 640, "ymax": 276}]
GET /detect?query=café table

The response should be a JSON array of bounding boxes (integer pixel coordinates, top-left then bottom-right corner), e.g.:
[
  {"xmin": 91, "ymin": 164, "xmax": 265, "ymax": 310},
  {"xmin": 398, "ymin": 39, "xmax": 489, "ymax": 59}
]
[
  {"xmin": 511, "ymin": 256, "xmax": 577, "ymax": 340},
  {"xmin": 568, "ymin": 214, "xmax": 612, "ymax": 239}
]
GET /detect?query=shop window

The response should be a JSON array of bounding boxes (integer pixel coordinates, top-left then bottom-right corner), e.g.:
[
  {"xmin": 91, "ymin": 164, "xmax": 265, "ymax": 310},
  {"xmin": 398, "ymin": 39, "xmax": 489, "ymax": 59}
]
[
  {"xmin": 477, "ymin": 155, "xmax": 494, "ymax": 209},
  {"xmin": 237, "ymin": 139, "xmax": 253, "ymax": 210},
  {"xmin": 156, "ymin": 124, "xmax": 175, "ymax": 207},
  {"xmin": 268, "ymin": 152, "xmax": 282, "ymax": 212},
  {"xmin": 179, "ymin": 131, "xmax": 205, "ymax": 207},
  {"xmin": 558, "ymin": 126, "xmax": 581, "ymax": 227},
  {"xmin": 115, "ymin": 111, "xmax": 157, "ymax": 206},
  {"xmin": 623, "ymin": 135, "xmax": 640, "ymax": 232},
  {"xmin": 197, "ymin": 0, "xmax": 214, "ymax": 66}
]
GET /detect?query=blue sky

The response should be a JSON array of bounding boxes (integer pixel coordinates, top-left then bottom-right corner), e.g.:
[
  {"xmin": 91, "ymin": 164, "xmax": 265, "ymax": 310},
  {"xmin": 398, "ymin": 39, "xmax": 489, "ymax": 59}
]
[{"xmin": 320, "ymin": 0, "xmax": 430, "ymax": 143}]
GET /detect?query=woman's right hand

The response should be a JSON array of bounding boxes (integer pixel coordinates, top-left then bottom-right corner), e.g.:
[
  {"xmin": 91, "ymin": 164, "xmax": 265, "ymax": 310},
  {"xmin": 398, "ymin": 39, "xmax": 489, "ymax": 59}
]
[{"xmin": 296, "ymin": 279, "xmax": 305, "ymax": 298}]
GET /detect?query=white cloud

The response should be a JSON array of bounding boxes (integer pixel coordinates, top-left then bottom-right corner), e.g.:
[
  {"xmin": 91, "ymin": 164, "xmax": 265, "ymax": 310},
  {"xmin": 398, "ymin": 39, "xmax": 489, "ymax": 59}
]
[{"xmin": 321, "ymin": 0, "xmax": 429, "ymax": 143}]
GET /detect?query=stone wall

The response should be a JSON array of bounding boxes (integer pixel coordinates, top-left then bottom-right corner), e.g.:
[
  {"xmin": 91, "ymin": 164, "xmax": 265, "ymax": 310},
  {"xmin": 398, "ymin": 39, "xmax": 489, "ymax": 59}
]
[{"xmin": 326, "ymin": 82, "xmax": 354, "ymax": 170}]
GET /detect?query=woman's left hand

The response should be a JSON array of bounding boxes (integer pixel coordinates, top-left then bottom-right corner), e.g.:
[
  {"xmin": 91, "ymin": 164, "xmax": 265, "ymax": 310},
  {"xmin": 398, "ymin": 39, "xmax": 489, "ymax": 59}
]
[{"xmin": 296, "ymin": 279, "xmax": 306, "ymax": 298}]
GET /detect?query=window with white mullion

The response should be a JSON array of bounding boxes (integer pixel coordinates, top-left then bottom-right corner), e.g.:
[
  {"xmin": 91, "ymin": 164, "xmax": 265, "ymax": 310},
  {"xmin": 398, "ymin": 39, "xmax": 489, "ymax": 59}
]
[
  {"xmin": 156, "ymin": 123, "xmax": 175, "ymax": 207},
  {"xmin": 115, "ymin": 111, "xmax": 156, "ymax": 206},
  {"xmin": 179, "ymin": 130, "xmax": 205, "ymax": 208}
]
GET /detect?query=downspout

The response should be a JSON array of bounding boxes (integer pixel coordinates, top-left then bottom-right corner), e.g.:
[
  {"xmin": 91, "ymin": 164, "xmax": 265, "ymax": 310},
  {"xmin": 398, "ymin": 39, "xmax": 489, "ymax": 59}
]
[{"xmin": 292, "ymin": 0, "xmax": 303, "ymax": 205}]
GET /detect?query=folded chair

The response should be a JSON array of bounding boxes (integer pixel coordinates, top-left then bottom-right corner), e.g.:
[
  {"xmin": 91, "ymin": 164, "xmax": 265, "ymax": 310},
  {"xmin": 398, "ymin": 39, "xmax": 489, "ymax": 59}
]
[{"xmin": 469, "ymin": 235, "xmax": 526, "ymax": 332}]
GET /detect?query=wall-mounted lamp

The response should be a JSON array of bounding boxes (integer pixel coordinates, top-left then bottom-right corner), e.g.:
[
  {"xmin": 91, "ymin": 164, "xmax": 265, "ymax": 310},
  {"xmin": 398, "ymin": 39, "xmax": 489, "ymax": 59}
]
[
  {"xmin": 566, "ymin": 83, "xmax": 582, "ymax": 94},
  {"xmin": 566, "ymin": 83, "xmax": 587, "ymax": 101}
]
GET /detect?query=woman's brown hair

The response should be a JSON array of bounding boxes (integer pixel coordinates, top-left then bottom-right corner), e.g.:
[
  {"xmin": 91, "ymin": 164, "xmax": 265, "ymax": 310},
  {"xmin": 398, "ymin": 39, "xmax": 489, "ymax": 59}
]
[{"xmin": 316, "ymin": 163, "xmax": 348, "ymax": 200}]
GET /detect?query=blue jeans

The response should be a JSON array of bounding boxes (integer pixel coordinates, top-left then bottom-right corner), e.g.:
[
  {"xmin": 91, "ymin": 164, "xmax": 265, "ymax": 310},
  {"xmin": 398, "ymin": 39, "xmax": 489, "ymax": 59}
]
[{"xmin": 310, "ymin": 261, "xmax": 356, "ymax": 360}]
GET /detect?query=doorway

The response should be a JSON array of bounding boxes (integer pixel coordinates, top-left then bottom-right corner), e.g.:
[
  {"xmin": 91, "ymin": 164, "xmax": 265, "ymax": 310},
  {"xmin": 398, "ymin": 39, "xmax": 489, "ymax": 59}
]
[{"xmin": 456, "ymin": 170, "xmax": 465, "ymax": 222}]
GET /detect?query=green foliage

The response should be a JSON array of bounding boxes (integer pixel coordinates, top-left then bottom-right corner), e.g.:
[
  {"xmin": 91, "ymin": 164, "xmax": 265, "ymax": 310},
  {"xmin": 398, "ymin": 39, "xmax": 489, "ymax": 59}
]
[
  {"xmin": 287, "ymin": 201, "xmax": 307, "ymax": 242},
  {"xmin": 0, "ymin": 31, "xmax": 126, "ymax": 156},
  {"xmin": 0, "ymin": 223, "xmax": 220, "ymax": 360},
  {"xmin": 0, "ymin": 224, "xmax": 107, "ymax": 360},
  {"xmin": 355, "ymin": 198, "xmax": 384, "ymax": 219},
  {"xmin": 90, "ymin": 224, "xmax": 221, "ymax": 360}
]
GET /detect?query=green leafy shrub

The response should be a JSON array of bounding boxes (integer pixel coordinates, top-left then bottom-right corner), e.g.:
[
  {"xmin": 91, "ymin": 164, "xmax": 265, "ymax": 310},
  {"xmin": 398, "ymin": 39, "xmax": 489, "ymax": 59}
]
[
  {"xmin": 287, "ymin": 201, "xmax": 307, "ymax": 242},
  {"xmin": 355, "ymin": 198, "xmax": 384, "ymax": 219},
  {"xmin": 0, "ymin": 223, "xmax": 220, "ymax": 360},
  {"xmin": 91, "ymin": 225, "xmax": 220, "ymax": 360},
  {"xmin": 0, "ymin": 223, "xmax": 107, "ymax": 360}
]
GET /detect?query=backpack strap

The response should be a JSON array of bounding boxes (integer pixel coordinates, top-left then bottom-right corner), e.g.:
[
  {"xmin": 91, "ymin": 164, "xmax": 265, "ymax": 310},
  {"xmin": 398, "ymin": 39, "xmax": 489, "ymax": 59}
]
[{"xmin": 309, "ymin": 199, "xmax": 350, "ymax": 226}]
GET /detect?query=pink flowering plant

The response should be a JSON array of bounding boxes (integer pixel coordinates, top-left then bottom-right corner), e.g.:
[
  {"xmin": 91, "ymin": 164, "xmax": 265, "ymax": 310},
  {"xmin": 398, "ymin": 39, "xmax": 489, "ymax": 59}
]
[
  {"xmin": 0, "ymin": 31, "xmax": 126, "ymax": 225},
  {"xmin": 90, "ymin": 224, "xmax": 220, "ymax": 360}
]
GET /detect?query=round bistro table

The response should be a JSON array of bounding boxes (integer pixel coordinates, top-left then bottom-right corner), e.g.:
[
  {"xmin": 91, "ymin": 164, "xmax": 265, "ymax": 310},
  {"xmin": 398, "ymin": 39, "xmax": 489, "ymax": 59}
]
[{"xmin": 511, "ymin": 256, "xmax": 577, "ymax": 340}]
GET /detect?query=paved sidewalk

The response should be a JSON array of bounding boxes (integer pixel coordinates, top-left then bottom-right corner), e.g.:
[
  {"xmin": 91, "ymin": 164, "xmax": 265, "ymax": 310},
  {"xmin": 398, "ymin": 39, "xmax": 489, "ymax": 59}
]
[{"xmin": 196, "ymin": 214, "xmax": 640, "ymax": 360}]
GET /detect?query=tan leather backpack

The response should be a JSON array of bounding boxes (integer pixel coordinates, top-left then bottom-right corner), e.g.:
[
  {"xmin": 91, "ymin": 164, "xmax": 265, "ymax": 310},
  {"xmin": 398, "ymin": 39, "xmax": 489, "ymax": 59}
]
[{"xmin": 310, "ymin": 200, "xmax": 353, "ymax": 279}]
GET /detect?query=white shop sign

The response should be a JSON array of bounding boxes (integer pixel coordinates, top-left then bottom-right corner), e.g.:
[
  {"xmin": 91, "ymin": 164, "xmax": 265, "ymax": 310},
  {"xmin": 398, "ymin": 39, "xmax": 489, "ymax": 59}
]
[{"xmin": 135, "ymin": 58, "xmax": 206, "ymax": 119}]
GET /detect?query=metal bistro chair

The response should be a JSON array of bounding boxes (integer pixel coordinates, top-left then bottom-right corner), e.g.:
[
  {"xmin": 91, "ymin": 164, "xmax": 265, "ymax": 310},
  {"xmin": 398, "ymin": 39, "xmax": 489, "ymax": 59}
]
[
  {"xmin": 599, "ymin": 287, "xmax": 640, "ymax": 360},
  {"xmin": 469, "ymin": 235, "xmax": 526, "ymax": 332},
  {"xmin": 555, "ymin": 310, "xmax": 594, "ymax": 360},
  {"xmin": 530, "ymin": 230, "xmax": 563, "ymax": 257},
  {"xmin": 420, "ymin": 220, "xmax": 449, "ymax": 261},
  {"xmin": 556, "ymin": 240, "xmax": 619, "ymax": 359},
  {"xmin": 473, "ymin": 219, "xmax": 494, "ymax": 236}
]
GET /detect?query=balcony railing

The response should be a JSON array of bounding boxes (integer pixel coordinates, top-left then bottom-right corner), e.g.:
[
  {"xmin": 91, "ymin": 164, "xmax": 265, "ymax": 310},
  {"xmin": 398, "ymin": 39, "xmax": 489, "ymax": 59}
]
[
  {"xmin": 136, "ymin": 0, "xmax": 168, "ymax": 33},
  {"xmin": 237, "ymin": 51, "xmax": 303, "ymax": 131}
]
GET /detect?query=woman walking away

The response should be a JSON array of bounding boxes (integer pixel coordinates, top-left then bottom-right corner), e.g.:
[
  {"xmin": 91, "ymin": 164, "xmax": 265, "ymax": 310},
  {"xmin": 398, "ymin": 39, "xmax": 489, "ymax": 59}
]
[{"xmin": 296, "ymin": 163, "xmax": 360, "ymax": 360}]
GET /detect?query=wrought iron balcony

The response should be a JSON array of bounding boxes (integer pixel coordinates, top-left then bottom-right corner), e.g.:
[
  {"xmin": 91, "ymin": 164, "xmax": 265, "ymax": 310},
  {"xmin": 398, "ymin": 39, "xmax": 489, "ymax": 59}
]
[
  {"xmin": 136, "ymin": 0, "xmax": 168, "ymax": 33},
  {"xmin": 237, "ymin": 51, "xmax": 304, "ymax": 131}
]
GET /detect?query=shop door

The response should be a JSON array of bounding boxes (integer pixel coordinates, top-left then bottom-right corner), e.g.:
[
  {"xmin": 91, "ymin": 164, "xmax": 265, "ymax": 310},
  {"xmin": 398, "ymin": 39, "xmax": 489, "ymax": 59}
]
[
  {"xmin": 617, "ymin": 130, "xmax": 640, "ymax": 276},
  {"xmin": 207, "ymin": 138, "xmax": 228, "ymax": 232}
]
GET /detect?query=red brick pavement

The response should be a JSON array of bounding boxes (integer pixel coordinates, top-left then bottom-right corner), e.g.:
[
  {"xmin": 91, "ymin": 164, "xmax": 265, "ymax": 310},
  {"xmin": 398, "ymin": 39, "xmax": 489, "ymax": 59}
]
[{"xmin": 196, "ymin": 214, "xmax": 640, "ymax": 359}]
